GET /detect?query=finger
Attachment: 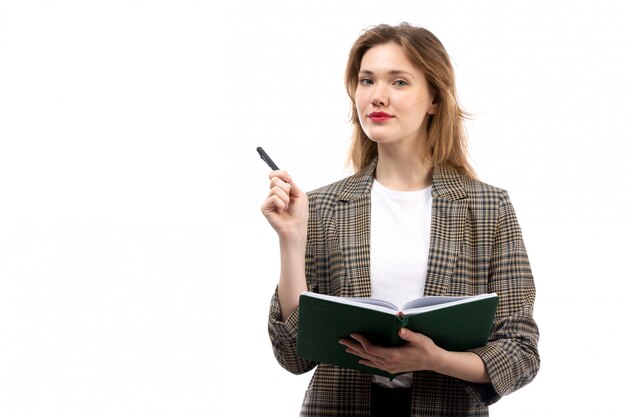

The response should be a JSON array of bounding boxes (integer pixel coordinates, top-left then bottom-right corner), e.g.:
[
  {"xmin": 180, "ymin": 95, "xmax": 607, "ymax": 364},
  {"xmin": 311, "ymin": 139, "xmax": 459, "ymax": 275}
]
[
  {"xmin": 269, "ymin": 175, "xmax": 292, "ymax": 195},
  {"xmin": 344, "ymin": 345, "xmax": 378, "ymax": 363},
  {"xmin": 340, "ymin": 339, "xmax": 393, "ymax": 372},
  {"xmin": 339, "ymin": 338, "xmax": 367, "ymax": 355},
  {"xmin": 358, "ymin": 359, "xmax": 384, "ymax": 371},
  {"xmin": 270, "ymin": 186, "xmax": 290, "ymax": 212},
  {"xmin": 268, "ymin": 185, "xmax": 291, "ymax": 208},
  {"xmin": 398, "ymin": 328, "xmax": 430, "ymax": 345},
  {"xmin": 261, "ymin": 194, "xmax": 287, "ymax": 215},
  {"xmin": 357, "ymin": 356, "xmax": 392, "ymax": 373},
  {"xmin": 269, "ymin": 170, "xmax": 305, "ymax": 196},
  {"xmin": 349, "ymin": 333, "xmax": 376, "ymax": 353},
  {"xmin": 348, "ymin": 334, "xmax": 386, "ymax": 360},
  {"xmin": 398, "ymin": 328, "xmax": 416, "ymax": 342},
  {"xmin": 268, "ymin": 170, "xmax": 292, "ymax": 187}
]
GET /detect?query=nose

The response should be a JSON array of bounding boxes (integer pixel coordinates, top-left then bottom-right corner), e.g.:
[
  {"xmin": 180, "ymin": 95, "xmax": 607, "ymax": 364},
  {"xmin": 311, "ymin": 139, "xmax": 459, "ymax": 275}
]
[{"xmin": 371, "ymin": 84, "xmax": 388, "ymax": 106}]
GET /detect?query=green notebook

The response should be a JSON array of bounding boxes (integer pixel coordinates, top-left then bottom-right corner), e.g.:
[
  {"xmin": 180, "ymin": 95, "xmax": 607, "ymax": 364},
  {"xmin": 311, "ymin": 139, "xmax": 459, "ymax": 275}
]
[{"xmin": 296, "ymin": 291, "xmax": 499, "ymax": 379}]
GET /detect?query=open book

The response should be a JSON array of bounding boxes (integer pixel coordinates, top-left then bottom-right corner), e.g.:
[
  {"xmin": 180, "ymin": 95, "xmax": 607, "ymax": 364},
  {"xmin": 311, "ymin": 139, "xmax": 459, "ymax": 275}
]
[{"xmin": 296, "ymin": 291, "xmax": 499, "ymax": 378}]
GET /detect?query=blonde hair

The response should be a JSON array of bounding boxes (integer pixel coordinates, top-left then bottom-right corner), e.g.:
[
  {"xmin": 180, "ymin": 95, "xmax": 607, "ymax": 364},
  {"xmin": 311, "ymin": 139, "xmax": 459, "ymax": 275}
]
[{"xmin": 345, "ymin": 23, "xmax": 476, "ymax": 179}]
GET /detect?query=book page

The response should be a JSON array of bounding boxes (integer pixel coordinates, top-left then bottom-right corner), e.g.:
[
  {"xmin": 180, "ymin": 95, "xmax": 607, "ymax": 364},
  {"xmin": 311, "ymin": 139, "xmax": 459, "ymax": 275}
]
[
  {"xmin": 401, "ymin": 293, "xmax": 497, "ymax": 314},
  {"xmin": 301, "ymin": 292, "xmax": 400, "ymax": 313},
  {"xmin": 345, "ymin": 297, "xmax": 400, "ymax": 311},
  {"xmin": 401, "ymin": 296, "xmax": 467, "ymax": 310}
]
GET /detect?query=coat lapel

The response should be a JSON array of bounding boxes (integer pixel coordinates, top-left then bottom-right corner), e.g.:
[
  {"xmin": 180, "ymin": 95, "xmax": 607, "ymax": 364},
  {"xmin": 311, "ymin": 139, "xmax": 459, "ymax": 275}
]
[
  {"xmin": 335, "ymin": 162, "xmax": 376, "ymax": 298},
  {"xmin": 424, "ymin": 165, "xmax": 468, "ymax": 296}
]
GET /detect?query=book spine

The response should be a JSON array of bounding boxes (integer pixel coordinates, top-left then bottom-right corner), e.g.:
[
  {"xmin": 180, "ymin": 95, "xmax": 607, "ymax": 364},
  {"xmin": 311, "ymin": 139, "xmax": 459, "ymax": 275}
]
[{"xmin": 397, "ymin": 312, "xmax": 409, "ymax": 327}]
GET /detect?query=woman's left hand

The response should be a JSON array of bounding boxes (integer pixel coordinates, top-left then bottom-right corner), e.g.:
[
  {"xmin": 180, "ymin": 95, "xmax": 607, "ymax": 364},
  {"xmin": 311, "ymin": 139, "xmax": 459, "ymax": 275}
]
[{"xmin": 339, "ymin": 328, "xmax": 444, "ymax": 375}]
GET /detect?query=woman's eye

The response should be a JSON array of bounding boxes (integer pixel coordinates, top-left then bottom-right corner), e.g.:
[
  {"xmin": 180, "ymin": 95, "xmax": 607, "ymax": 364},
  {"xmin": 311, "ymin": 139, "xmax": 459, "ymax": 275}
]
[
  {"xmin": 359, "ymin": 78, "xmax": 374, "ymax": 86},
  {"xmin": 394, "ymin": 80, "xmax": 408, "ymax": 86}
]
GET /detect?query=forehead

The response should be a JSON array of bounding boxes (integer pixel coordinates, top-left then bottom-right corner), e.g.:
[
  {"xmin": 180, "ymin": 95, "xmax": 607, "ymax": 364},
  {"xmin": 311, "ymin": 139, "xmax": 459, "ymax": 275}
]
[{"xmin": 359, "ymin": 42, "xmax": 416, "ymax": 73}]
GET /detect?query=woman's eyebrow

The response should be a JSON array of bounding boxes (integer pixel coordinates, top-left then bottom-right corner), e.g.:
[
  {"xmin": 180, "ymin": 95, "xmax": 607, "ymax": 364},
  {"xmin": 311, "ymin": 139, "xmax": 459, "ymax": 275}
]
[{"xmin": 358, "ymin": 69, "xmax": 415, "ymax": 79}]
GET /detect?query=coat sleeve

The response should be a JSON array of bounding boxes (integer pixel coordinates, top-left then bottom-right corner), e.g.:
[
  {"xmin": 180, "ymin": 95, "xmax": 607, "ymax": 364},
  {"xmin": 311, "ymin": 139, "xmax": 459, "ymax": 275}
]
[
  {"xmin": 267, "ymin": 192, "xmax": 322, "ymax": 375},
  {"xmin": 464, "ymin": 189, "xmax": 540, "ymax": 405}
]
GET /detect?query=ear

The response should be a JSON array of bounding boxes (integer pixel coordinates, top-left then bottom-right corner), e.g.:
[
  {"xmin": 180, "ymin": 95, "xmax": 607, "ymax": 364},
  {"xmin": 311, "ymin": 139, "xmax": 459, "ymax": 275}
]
[
  {"xmin": 427, "ymin": 101, "xmax": 438, "ymax": 115},
  {"xmin": 427, "ymin": 92, "xmax": 438, "ymax": 115}
]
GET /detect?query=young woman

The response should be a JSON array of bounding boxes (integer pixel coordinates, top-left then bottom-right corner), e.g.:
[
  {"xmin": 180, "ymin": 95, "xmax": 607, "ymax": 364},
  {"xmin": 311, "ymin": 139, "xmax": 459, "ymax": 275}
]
[{"xmin": 261, "ymin": 23, "xmax": 539, "ymax": 417}]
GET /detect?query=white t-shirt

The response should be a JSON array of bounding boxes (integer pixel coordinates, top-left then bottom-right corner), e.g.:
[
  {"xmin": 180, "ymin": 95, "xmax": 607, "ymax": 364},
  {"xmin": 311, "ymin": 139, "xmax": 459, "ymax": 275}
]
[{"xmin": 370, "ymin": 179, "xmax": 432, "ymax": 388}]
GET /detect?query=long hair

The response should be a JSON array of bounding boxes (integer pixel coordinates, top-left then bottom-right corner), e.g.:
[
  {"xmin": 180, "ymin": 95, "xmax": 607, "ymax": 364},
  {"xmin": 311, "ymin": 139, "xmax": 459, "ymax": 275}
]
[{"xmin": 345, "ymin": 23, "xmax": 476, "ymax": 179}]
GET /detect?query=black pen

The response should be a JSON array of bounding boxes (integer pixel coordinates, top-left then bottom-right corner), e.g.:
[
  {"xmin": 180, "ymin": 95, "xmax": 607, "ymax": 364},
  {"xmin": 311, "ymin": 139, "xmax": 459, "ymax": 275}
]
[{"xmin": 256, "ymin": 147, "xmax": 280, "ymax": 171}]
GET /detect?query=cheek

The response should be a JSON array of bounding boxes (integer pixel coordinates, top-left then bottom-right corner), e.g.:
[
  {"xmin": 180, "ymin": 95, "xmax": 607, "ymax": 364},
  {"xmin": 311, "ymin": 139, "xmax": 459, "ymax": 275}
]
[
  {"xmin": 412, "ymin": 97, "xmax": 431, "ymax": 117},
  {"xmin": 355, "ymin": 94, "xmax": 368, "ymax": 118},
  {"xmin": 355, "ymin": 91, "xmax": 367, "ymax": 108}
]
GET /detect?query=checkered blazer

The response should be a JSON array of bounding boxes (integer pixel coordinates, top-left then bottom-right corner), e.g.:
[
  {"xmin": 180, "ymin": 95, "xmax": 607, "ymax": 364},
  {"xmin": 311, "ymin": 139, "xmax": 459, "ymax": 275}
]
[{"xmin": 268, "ymin": 160, "xmax": 540, "ymax": 417}]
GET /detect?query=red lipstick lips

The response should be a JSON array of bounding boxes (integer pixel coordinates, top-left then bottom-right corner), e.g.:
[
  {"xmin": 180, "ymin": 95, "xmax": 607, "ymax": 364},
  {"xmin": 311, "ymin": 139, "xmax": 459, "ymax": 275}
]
[{"xmin": 368, "ymin": 112, "xmax": 393, "ymax": 122}]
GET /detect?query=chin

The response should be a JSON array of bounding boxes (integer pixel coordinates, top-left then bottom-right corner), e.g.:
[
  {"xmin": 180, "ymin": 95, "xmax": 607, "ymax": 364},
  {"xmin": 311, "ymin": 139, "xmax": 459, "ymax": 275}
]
[
  {"xmin": 363, "ymin": 129, "xmax": 390, "ymax": 143},
  {"xmin": 365, "ymin": 135, "xmax": 397, "ymax": 145}
]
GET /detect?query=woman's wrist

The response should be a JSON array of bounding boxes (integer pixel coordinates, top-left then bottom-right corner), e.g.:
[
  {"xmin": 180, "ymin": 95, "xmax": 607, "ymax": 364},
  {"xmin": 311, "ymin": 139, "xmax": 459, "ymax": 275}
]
[
  {"xmin": 431, "ymin": 350, "xmax": 491, "ymax": 384},
  {"xmin": 278, "ymin": 229, "xmax": 307, "ymax": 253}
]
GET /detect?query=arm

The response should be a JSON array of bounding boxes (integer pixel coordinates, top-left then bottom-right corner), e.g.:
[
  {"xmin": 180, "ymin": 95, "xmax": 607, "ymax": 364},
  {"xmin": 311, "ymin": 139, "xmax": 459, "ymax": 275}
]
[
  {"xmin": 275, "ymin": 232, "xmax": 308, "ymax": 320},
  {"xmin": 464, "ymin": 189, "xmax": 540, "ymax": 404},
  {"xmin": 261, "ymin": 170, "xmax": 308, "ymax": 319},
  {"xmin": 262, "ymin": 171, "xmax": 317, "ymax": 374}
]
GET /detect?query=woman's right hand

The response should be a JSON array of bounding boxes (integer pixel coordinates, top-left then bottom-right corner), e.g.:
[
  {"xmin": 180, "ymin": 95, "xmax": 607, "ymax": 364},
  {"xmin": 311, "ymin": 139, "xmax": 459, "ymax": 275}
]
[{"xmin": 261, "ymin": 170, "xmax": 309, "ymax": 241}]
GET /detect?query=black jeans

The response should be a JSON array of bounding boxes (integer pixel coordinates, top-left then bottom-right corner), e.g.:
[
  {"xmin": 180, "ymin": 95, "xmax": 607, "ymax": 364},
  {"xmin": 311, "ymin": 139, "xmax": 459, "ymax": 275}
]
[{"xmin": 370, "ymin": 383, "xmax": 411, "ymax": 417}]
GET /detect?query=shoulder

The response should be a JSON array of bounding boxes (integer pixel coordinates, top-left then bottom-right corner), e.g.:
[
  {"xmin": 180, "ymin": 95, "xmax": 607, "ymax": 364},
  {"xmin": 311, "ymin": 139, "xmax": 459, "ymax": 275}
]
[
  {"xmin": 307, "ymin": 175, "xmax": 356, "ymax": 199},
  {"xmin": 308, "ymin": 176, "xmax": 353, "ymax": 199},
  {"xmin": 465, "ymin": 176, "xmax": 509, "ymax": 205},
  {"xmin": 433, "ymin": 165, "xmax": 512, "ymax": 210}
]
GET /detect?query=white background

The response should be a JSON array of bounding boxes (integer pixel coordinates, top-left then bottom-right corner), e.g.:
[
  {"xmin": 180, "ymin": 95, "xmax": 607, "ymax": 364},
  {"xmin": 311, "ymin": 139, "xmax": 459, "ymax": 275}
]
[{"xmin": 1, "ymin": 0, "xmax": 625, "ymax": 416}]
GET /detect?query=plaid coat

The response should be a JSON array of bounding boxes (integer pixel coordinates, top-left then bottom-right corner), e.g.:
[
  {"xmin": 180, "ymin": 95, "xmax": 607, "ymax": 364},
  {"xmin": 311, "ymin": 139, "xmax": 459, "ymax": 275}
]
[{"xmin": 268, "ymin": 160, "xmax": 540, "ymax": 416}]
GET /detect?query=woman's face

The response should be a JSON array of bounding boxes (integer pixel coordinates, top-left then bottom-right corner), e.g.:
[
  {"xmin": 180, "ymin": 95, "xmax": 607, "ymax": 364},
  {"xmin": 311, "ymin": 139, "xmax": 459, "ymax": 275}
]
[{"xmin": 355, "ymin": 42, "xmax": 436, "ymax": 148}]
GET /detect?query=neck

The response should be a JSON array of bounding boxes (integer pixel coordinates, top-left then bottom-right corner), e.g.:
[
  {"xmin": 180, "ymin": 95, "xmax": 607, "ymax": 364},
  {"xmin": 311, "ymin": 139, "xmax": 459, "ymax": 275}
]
[{"xmin": 375, "ymin": 143, "xmax": 433, "ymax": 191}]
